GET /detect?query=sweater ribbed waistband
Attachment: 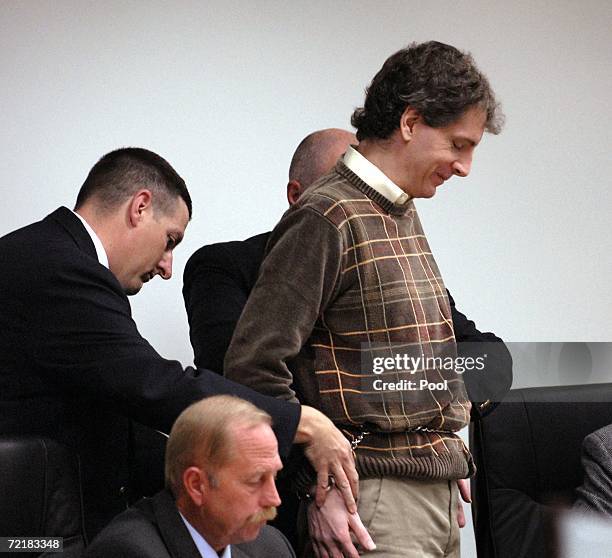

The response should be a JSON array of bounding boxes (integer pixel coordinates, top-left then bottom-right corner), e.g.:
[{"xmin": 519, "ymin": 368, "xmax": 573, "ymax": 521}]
[{"xmin": 352, "ymin": 429, "xmax": 475, "ymax": 480}]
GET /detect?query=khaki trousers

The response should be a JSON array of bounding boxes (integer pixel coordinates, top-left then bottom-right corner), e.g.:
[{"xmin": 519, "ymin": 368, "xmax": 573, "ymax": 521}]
[
  {"xmin": 357, "ymin": 477, "xmax": 460, "ymax": 557},
  {"xmin": 300, "ymin": 477, "xmax": 459, "ymax": 558}
]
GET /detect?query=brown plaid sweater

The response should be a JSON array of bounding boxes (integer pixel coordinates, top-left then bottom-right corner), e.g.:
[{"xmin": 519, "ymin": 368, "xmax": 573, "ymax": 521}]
[{"xmin": 225, "ymin": 161, "xmax": 473, "ymax": 480}]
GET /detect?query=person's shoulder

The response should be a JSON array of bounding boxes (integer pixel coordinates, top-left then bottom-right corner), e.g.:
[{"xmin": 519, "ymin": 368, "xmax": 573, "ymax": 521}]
[
  {"xmin": 0, "ymin": 211, "xmax": 56, "ymax": 251},
  {"xmin": 584, "ymin": 425, "xmax": 612, "ymax": 456},
  {"xmin": 233, "ymin": 525, "xmax": 295, "ymax": 558},
  {"xmin": 2, "ymin": 207, "xmax": 90, "ymax": 259},
  {"xmin": 0, "ymin": 208, "xmax": 92, "ymax": 284},
  {"xmin": 184, "ymin": 233, "xmax": 270, "ymax": 276},
  {"xmin": 301, "ymin": 170, "xmax": 355, "ymax": 204},
  {"xmin": 294, "ymin": 168, "xmax": 369, "ymax": 225},
  {"xmin": 84, "ymin": 504, "xmax": 169, "ymax": 558}
]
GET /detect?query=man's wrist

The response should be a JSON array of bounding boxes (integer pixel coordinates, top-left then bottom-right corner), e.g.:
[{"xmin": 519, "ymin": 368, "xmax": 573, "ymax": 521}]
[{"xmin": 294, "ymin": 405, "xmax": 316, "ymax": 444}]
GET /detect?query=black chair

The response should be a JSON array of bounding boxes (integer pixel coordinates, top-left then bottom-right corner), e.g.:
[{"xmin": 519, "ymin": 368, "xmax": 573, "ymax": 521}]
[
  {"xmin": 471, "ymin": 383, "xmax": 612, "ymax": 558},
  {"xmin": 0, "ymin": 436, "xmax": 87, "ymax": 557}
]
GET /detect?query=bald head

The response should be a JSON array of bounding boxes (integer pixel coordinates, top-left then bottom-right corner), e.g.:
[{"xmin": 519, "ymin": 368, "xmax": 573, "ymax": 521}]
[{"xmin": 287, "ymin": 129, "xmax": 356, "ymax": 204}]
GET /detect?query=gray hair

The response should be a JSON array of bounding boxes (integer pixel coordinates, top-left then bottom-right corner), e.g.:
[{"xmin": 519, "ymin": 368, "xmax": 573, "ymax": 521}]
[{"xmin": 164, "ymin": 395, "xmax": 271, "ymax": 497}]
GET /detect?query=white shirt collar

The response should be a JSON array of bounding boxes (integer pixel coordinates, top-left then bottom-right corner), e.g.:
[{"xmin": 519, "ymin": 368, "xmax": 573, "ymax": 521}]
[
  {"xmin": 72, "ymin": 210, "xmax": 109, "ymax": 269},
  {"xmin": 180, "ymin": 513, "xmax": 232, "ymax": 558},
  {"xmin": 343, "ymin": 145, "xmax": 411, "ymax": 205}
]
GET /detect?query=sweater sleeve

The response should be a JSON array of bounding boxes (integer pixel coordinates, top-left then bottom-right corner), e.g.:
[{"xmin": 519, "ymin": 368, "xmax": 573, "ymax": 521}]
[{"xmin": 224, "ymin": 206, "xmax": 343, "ymax": 401}]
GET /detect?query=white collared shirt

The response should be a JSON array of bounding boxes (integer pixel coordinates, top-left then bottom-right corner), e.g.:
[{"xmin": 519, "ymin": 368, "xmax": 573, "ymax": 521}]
[
  {"xmin": 180, "ymin": 513, "xmax": 232, "ymax": 558},
  {"xmin": 72, "ymin": 210, "xmax": 109, "ymax": 269},
  {"xmin": 343, "ymin": 145, "xmax": 411, "ymax": 205}
]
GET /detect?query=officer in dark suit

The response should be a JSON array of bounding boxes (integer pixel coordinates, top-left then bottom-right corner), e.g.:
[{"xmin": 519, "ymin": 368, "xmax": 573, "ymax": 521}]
[
  {"xmin": 0, "ymin": 147, "xmax": 357, "ymax": 540},
  {"xmin": 85, "ymin": 396, "xmax": 296, "ymax": 558}
]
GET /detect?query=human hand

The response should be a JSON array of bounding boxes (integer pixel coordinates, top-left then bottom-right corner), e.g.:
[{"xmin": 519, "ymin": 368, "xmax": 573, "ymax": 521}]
[
  {"xmin": 295, "ymin": 406, "xmax": 359, "ymax": 513},
  {"xmin": 456, "ymin": 478, "xmax": 471, "ymax": 528},
  {"xmin": 307, "ymin": 487, "xmax": 375, "ymax": 558}
]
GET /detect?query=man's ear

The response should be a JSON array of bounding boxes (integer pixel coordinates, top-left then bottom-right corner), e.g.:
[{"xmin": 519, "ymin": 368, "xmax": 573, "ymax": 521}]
[
  {"xmin": 182, "ymin": 466, "xmax": 207, "ymax": 507},
  {"xmin": 286, "ymin": 180, "xmax": 304, "ymax": 206},
  {"xmin": 399, "ymin": 107, "xmax": 420, "ymax": 142},
  {"xmin": 128, "ymin": 189, "xmax": 153, "ymax": 227}
]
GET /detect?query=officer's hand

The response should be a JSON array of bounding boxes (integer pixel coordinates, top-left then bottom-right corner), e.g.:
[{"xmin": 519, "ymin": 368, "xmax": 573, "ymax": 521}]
[{"xmin": 295, "ymin": 406, "xmax": 359, "ymax": 512}]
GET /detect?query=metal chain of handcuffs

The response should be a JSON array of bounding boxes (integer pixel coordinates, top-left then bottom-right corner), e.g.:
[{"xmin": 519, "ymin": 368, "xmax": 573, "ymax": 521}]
[{"xmin": 302, "ymin": 424, "xmax": 456, "ymax": 500}]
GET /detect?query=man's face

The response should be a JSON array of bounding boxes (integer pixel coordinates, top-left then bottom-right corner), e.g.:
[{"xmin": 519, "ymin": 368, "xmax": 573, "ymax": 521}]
[
  {"xmin": 197, "ymin": 423, "xmax": 282, "ymax": 548},
  {"xmin": 401, "ymin": 106, "xmax": 487, "ymax": 198},
  {"xmin": 122, "ymin": 196, "xmax": 189, "ymax": 295}
]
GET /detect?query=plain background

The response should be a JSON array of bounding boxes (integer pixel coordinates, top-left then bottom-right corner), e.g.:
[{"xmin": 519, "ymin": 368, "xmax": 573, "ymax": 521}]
[{"xmin": 2, "ymin": 1, "xmax": 611, "ymax": 555}]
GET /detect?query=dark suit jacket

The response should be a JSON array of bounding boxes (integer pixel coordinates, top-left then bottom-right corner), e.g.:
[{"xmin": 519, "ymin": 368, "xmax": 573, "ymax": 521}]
[
  {"xmin": 574, "ymin": 424, "xmax": 612, "ymax": 517},
  {"xmin": 84, "ymin": 489, "xmax": 296, "ymax": 558},
  {"xmin": 0, "ymin": 208, "xmax": 300, "ymax": 538},
  {"xmin": 183, "ymin": 232, "xmax": 512, "ymax": 418}
]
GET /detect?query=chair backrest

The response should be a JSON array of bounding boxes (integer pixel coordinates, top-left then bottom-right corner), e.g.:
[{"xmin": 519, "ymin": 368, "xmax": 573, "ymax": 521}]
[
  {"xmin": 0, "ymin": 436, "xmax": 87, "ymax": 556},
  {"xmin": 471, "ymin": 383, "xmax": 612, "ymax": 558}
]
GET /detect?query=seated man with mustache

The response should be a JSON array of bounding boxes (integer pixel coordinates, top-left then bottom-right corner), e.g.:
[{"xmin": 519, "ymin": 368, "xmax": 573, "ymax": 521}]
[{"xmin": 86, "ymin": 395, "xmax": 295, "ymax": 558}]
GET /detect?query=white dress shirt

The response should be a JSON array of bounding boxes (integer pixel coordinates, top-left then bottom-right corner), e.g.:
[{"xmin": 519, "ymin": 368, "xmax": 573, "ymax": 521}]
[
  {"xmin": 72, "ymin": 210, "xmax": 109, "ymax": 268},
  {"xmin": 180, "ymin": 513, "xmax": 232, "ymax": 558},
  {"xmin": 343, "ymin": 145, "xmax": 411, "ymax": 205}
]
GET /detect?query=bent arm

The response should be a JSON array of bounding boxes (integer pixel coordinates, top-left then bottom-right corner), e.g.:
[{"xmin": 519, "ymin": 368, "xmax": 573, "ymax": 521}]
[
  {"xmin": 30, "ymin": 254, "xmax": 299, "ymax": 457},
  {"xmin": 449, "ymin": 289, "xmax": 513, "ymax": 418},
  {"xmin": 224, "ymin": 207, "xmax": 343, "ymax": 401},
  {"xmin": 223, "ymin": 208, "xmax": 359, "ymax": 509}
]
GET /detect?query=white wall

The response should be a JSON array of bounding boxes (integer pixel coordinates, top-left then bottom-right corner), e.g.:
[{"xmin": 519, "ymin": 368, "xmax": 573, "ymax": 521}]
[{"xmin": 2, "ymin": 1, "xmax": 611, "ymax": 554}]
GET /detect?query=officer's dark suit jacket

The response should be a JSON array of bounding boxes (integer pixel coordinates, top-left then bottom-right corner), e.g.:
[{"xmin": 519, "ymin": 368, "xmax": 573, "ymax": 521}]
[
  {"xmin": 0, "ymin": 208, "xmax": 300, "ymax": 538},
  {"xmin": 85, "ymin": 489, "xmax": 296, "ymax": 558},
  {"xmin": 183, "ymin": 232, "xmax": 512, "ymax": 417},
  {"xmin": 574, "ymin": 424, "xmax": 612, "ymax": 517}
]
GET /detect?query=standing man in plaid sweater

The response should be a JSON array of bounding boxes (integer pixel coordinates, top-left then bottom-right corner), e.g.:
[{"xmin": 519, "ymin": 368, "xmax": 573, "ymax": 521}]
[{"xmin": 225, "ymin": 41, "xmax": 504, "ymax": 557}]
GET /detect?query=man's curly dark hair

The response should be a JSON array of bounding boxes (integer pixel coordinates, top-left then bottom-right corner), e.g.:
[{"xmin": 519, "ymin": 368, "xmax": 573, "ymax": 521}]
[{"xmin": 351, "ymin": 41, "xmax": 503, "ymax": 141}]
